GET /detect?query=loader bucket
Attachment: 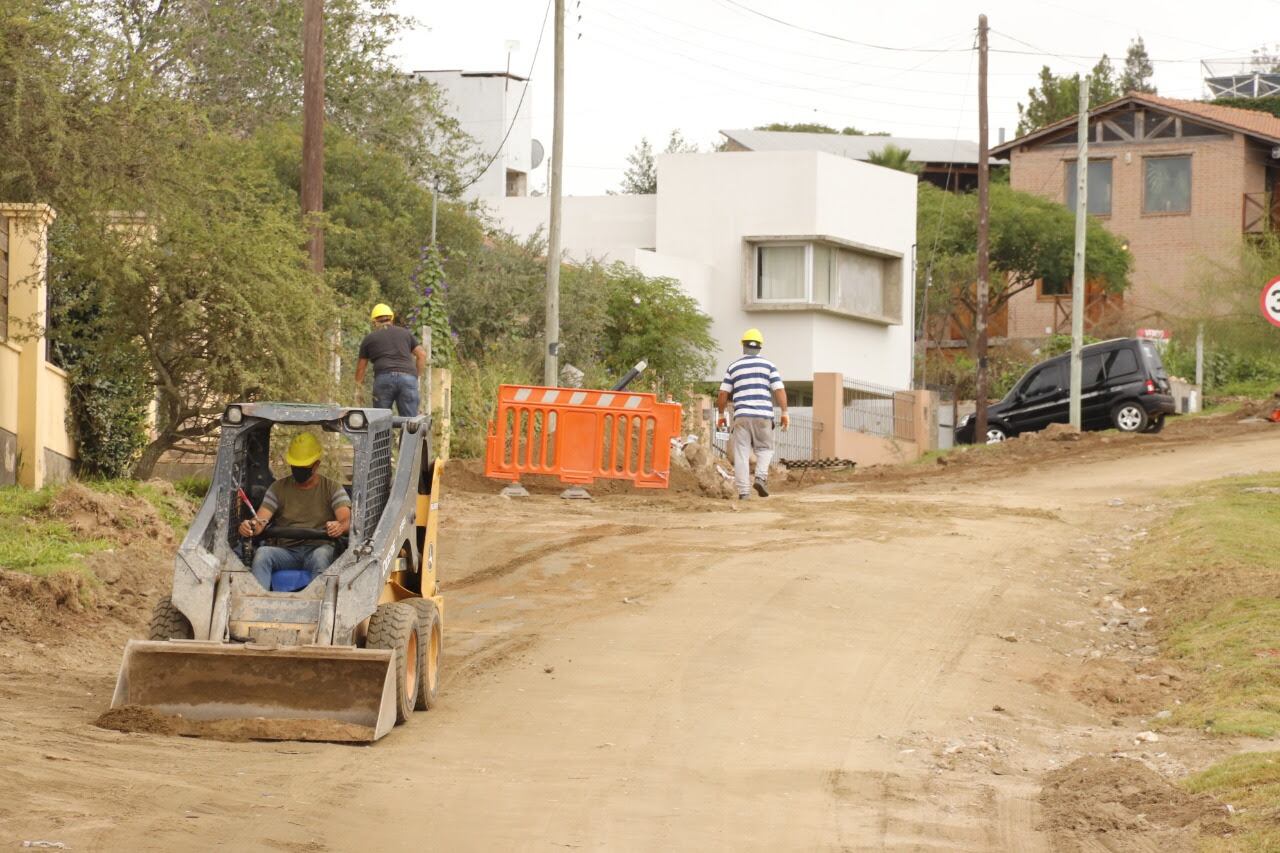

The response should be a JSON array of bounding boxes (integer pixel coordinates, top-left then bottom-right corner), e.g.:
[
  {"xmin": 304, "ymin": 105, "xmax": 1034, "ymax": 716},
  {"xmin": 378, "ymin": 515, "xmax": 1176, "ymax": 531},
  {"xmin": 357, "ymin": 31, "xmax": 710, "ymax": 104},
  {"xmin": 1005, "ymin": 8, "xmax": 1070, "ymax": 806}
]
[{"xmin": 109, "ymin": 640, "xmax": 398, "ymax": 743}]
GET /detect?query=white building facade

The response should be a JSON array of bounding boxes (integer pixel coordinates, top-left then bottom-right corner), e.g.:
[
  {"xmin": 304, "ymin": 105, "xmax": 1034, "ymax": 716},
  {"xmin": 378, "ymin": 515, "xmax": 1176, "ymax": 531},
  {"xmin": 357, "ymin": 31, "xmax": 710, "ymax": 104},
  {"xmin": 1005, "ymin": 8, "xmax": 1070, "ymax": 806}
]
[
  {"xmin": 492, "ymin": 150, "xmax": 917, "ymax": 393},
  {"xmin": 414, "ymin": 70, "xmax": 535, "ymax": 201}
]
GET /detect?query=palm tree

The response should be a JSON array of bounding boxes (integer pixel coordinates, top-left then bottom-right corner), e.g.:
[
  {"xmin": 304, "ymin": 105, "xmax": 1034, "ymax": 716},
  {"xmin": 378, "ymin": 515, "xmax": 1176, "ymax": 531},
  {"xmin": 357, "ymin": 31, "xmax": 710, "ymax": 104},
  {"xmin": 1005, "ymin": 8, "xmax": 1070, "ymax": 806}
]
[{"xmin": 867, "ymin": 144, "xmax": 922, "ymax": 175}]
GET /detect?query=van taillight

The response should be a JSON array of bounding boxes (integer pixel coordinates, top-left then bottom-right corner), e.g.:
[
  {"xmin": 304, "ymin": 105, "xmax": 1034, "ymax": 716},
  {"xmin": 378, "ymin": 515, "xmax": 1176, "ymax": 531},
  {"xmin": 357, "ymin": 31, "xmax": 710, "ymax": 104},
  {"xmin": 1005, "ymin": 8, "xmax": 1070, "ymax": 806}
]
[{"xmin": 1145, "ymin": 379, "xmax": 1156, "ymax": 394}]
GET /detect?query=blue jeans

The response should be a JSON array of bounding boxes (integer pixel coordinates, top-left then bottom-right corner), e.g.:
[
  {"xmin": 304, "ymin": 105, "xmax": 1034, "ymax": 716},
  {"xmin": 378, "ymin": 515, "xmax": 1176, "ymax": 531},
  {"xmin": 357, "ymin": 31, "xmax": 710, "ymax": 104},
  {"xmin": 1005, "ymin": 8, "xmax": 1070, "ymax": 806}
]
[
  {"xmin": 373, "ymin": 372, "xmax": 420, "ymax": 416},
  {"xmin": 251, "ymin": 543, "xmax": 335, "ymax": 590}
]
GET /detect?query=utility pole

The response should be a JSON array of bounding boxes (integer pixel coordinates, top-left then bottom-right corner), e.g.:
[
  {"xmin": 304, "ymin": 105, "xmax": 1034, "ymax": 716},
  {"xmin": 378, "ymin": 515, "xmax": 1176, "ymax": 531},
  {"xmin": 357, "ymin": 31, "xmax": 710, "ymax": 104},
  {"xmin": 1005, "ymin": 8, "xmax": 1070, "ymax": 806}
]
[
  {"xmin": 1068, "ymin": 77, "xmax": 1090, "ymax": 429},
  {"xmin": 301, "ymin": 0, "xmax": 325, "ymax": 275},
  {"xmin": 974, "ymin": 14, "xmax": 991, "ymax": 442},
  {"xmin": 543, "ymin": 0, "xmax": 565, "ymax": 387}
]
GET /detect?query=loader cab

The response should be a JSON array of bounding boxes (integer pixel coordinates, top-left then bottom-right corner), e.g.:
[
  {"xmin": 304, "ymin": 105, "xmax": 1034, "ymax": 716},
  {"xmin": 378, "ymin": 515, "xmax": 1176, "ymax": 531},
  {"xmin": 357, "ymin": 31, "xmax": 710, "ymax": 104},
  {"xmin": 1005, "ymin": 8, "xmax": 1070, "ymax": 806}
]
[{"xmin": 219, "ymin": 404, "xmax": 399, "ymax": 587}]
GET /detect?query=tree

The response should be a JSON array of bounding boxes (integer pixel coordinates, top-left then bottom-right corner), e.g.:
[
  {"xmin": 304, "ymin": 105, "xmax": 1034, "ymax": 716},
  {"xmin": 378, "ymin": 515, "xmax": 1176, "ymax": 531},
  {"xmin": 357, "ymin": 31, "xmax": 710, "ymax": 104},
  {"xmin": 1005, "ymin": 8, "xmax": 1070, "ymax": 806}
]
[
  {"xmin": 867, "ymin": 144, "xmax": 922, "ymax": 175},
  {"xmin": 754, "ymin": 122, "xmax": 887, "ymax": 135},
  {"xmin": 1120, "ymin": 37, "xmax": 1157, "ymax": 94},
  {"xmin": 916, "ymin": 182, "xmax": 1132, "ymax": 348},
  {"xmin": 598, "ymin": 263, "xmax": 715, "ymax": 397},
  {"xmin": 53, "ymin": 135, "xmax": 338, "ymax": 479},
  {"xmin": 616, "ymin": 130, "xmax": 700, "ymax": 194},
  {"xmin": 1016, "ymin": 57, "xmax": 1120, "ymax": 135}
]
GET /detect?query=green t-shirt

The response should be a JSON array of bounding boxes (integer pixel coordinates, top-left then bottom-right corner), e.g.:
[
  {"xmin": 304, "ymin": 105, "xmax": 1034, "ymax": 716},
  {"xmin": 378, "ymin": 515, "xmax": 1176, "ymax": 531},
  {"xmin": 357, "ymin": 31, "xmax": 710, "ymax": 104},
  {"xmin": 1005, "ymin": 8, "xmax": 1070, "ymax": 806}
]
[{"xmin": 261, "ymin": 475, "xmax": 351, "ymax": 546}]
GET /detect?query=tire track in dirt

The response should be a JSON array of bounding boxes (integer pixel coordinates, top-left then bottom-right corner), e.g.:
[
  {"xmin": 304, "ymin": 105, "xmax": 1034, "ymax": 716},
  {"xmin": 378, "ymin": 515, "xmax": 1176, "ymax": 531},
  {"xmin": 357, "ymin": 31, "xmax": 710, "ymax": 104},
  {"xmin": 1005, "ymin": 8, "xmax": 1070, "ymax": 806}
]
[{"xmin": 444, "ymin": 523, "xmax": 650, "ymax": 589}]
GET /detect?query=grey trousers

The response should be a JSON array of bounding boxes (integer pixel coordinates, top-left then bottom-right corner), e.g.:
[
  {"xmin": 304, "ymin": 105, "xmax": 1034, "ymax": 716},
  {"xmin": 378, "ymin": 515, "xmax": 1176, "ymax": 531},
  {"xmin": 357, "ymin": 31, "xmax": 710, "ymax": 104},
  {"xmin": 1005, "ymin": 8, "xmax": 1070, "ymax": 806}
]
[{"xmin": 732, "ymin": 416, "xmax": 774, "ymax": 496}]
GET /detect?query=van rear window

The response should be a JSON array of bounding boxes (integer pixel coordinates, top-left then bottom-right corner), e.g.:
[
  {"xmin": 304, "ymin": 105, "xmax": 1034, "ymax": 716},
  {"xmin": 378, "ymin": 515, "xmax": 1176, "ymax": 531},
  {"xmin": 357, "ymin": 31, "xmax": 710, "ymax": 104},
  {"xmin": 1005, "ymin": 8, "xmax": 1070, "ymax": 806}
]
[
  {"xmin": 1140, "ymin": 341, "xmax": 1169, "ymax": 377},
  {"xmin": 1104, "ymin": 348, "xmax": 1139, "ymax": 378}
]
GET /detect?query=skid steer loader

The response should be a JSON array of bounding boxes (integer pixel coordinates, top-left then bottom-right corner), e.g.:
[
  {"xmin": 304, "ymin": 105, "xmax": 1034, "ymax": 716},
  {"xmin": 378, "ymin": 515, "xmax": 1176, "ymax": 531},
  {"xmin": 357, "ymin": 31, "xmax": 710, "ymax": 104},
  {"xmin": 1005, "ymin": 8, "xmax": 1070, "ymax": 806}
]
[{"xmin": 109, "ymin": 402, "xmax": 444, "ymax": 742}]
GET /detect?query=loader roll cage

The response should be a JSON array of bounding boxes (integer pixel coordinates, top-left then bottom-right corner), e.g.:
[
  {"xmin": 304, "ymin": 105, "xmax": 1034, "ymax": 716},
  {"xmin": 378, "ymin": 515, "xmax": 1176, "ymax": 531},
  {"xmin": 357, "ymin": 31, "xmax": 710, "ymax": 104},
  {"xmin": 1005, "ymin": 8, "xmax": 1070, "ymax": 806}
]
[{"xmin": 170, "ymin": 402, "xmax": 437, "ymax": 647}]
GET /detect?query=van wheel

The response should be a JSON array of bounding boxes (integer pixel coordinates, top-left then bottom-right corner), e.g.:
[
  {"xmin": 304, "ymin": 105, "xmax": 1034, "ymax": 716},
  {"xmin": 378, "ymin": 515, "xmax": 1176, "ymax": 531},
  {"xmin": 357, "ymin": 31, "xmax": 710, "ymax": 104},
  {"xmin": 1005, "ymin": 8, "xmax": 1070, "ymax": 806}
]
[
  {"xmin": 1112, "ymin": 402, "xmax": 1149, "ymax": 433},
  {"xmin": 366, "ymin": 602, "xmax": 421, "ymax": 724},
  {"xmin": 985, "ymin": 425, "xmax": 1008, "ymax": 444}
]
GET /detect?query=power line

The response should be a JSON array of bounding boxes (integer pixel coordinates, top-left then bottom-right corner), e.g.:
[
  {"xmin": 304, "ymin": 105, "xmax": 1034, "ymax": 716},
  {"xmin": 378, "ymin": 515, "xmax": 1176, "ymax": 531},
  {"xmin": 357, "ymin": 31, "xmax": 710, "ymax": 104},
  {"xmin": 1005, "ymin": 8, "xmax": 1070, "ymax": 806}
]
[
  {"xmin": 456, "ymin": 0, "xmax": 553, "ymax": 191},
  {"xmin": 576, "ymin": 26, "xmax": 987, "ymax": 131},
  {"xmin": 580, "ymin": 17, "xmax": 990, "ymax": 113},
  {"xmin": 714, "ymin": 0, "xmax": 974, "ymax": 53},
  {"xmin": 592, "ymin": 4, "xmax": 1022, "ymax": 100}
]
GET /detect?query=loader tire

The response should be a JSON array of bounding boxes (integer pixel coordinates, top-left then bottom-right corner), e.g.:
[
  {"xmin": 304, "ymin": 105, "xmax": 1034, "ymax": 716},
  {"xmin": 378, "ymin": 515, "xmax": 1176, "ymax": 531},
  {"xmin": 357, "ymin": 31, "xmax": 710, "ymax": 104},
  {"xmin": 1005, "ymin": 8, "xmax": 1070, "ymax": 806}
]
[
  {"xmin": 408, "ymin": 598, "xmax": 442, "ymax": 711},
  {"xmin": 148, "ymin": 596, "xmax": 193, "ymax": 641},
  {"xmin": 366, "ymin": 602, "xmax": 421, "ymax": 724}
]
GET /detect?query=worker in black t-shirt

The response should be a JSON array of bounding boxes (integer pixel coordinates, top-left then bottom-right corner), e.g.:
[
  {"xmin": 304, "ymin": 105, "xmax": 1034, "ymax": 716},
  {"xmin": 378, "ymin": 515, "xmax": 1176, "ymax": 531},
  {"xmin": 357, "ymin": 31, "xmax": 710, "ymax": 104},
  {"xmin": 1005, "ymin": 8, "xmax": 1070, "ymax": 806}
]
[{"xmin": 354, "ymin": 303, "xmax": 428, "ymax": 416}]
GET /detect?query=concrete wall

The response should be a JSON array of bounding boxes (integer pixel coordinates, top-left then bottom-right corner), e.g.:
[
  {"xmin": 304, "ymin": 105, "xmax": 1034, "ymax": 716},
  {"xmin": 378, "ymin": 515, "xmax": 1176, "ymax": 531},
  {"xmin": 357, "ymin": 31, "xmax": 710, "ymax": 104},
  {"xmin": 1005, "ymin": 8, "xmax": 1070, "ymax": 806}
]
[
  {"xmin": 418, "ymin": 71, "xmax": 533, "ymax": 202},
  {"xmin": 811, "ymin": 372, "xmax": 930, "ymax": 466},
  {"xmin": 488, "ymin": 151, "xmax": 918, "ymax": 390},
  {"xmin": 1005, "ymin": 132, "xmax": 1261, "ymax": 336},
  {"xmin": 0, "ymin": 203, "xmax": 75, "ymax": 487},
  {"xmin": 492, "ymin": 194, "xmax": 657, "ymax": 260},
  {"xmin": 656, "ymin": 151, "xmax": 917, "ymax": 389}
]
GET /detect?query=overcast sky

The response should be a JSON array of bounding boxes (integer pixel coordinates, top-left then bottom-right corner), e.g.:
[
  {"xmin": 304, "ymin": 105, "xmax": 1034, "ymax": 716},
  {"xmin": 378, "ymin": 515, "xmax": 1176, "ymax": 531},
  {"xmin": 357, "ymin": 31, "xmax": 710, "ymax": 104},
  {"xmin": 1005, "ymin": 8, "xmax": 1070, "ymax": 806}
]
[{"xmin": 389, "ymin": 0, "xmax": 1278, "ymax": 195}]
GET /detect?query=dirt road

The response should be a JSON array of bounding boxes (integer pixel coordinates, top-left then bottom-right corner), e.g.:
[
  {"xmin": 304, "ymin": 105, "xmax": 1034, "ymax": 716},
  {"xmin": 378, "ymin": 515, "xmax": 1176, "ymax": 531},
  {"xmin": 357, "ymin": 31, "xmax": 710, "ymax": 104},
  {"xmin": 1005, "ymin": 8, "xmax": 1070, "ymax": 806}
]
[{"xmin": 3, "ymin": 427, "xmax": 1278, "ymax": 851}]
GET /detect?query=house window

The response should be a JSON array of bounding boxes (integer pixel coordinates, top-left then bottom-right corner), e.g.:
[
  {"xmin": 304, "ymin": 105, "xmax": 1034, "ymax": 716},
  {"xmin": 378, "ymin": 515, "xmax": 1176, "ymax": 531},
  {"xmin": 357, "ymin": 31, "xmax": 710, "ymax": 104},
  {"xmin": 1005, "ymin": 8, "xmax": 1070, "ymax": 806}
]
[
  {"xmin": 1065, "ymin": 160, "xmax": 1113, "ymax": 216},
  {"xmin": 756, "ymin": 244, "xmax": 807, "ymax": 300},
  {"xmin": 753, "ymin": 241, "xmax": 901, "ymax": 323},
  {"xmin": 1039, "ymin": 278, "xmax": 1070, "ymax": 299},
  {"xmin": 1144, "ymin": 156, "xmax": 1191, "ymax": 214}
]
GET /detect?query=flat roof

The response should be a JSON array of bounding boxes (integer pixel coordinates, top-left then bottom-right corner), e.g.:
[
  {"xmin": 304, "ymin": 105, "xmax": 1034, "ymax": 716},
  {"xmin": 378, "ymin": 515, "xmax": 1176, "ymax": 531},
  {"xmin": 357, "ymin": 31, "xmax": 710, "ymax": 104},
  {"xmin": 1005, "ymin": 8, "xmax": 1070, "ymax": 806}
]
[
  {"xmin": 721, "ymin": 129, "xmax": 1005, "ymax": 166},
  {"xmin": 412, "ymin": 69, "xmax": 529, "ymax": 82}
]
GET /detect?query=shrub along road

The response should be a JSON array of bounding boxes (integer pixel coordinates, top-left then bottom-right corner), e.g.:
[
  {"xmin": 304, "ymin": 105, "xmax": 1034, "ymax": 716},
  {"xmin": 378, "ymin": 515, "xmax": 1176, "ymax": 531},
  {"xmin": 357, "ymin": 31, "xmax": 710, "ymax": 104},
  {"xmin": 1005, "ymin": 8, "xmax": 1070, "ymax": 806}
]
[{"xmin": 1, "ymin": 419, "xmax": 1279, "ymax": 851}]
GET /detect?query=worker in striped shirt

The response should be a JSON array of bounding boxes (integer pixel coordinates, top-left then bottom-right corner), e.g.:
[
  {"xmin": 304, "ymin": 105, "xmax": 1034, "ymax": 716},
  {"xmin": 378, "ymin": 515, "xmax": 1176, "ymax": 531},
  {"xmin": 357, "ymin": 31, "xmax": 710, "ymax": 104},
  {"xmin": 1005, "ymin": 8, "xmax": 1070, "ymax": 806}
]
[{"xmin": 716, "ymin": 328, "xmax": 789, "ymax": 500}]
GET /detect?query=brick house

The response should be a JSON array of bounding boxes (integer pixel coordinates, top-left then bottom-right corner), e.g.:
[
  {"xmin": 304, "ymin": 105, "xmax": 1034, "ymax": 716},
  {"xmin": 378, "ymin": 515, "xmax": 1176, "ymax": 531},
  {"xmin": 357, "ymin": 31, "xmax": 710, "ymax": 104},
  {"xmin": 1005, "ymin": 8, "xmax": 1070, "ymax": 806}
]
[{"xmin": 991, "ymin": 93, "xmax": 1280, "ymax": 340}]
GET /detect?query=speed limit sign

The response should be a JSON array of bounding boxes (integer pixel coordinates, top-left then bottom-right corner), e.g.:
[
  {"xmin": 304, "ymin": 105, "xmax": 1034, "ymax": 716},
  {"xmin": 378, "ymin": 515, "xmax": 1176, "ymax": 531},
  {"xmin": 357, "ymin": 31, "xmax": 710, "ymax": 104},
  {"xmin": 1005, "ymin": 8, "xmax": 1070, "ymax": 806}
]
[{"xmin": 1263, "ymin": 276, "xmax": 1280, "ymax": 328}]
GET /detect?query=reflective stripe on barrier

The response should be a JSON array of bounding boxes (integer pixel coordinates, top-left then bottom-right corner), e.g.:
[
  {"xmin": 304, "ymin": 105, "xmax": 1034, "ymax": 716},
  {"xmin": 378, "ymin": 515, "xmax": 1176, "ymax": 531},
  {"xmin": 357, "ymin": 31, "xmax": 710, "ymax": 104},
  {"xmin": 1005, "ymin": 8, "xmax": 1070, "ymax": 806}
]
[{"xmin": 484, "ymin": 385, "xmax": 682, "ymax": 488}]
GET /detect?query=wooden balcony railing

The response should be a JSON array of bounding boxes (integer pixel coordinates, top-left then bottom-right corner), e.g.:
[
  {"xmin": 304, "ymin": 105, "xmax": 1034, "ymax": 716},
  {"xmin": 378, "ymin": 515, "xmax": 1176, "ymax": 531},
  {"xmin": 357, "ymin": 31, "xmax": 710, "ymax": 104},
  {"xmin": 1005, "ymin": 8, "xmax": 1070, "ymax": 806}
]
[{"xmin": 1243, "ymin": 192, "xmax": 1280, "ymax": 234}]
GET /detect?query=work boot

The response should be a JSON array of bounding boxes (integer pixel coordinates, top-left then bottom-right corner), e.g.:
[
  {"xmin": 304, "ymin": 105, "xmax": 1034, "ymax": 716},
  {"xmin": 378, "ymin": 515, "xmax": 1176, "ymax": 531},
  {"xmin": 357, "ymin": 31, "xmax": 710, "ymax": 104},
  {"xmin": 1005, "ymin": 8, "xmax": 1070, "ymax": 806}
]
[
  {"xmin": 738, "ymin": 493, "xmax": 750, "ymax": 501},
  {"xmin": 753, "ymin": 478, "xmax": 769, "ymax": 498}
]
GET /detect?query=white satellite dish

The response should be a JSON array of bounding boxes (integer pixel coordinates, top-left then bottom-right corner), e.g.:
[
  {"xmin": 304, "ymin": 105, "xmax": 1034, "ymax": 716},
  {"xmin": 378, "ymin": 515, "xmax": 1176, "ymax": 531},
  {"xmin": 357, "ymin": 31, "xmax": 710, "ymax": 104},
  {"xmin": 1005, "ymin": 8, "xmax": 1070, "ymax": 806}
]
[{"xmin": 530, "ymin": 139, "xmax": 545, "ymax": 170}]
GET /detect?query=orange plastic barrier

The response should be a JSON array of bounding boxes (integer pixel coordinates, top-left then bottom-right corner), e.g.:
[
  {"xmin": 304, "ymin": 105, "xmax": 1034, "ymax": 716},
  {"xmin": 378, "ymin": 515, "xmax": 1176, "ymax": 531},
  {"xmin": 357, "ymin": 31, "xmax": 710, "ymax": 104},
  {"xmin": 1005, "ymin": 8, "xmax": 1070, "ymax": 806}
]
[{"xmin": 484, "ymin": 384, "xmax": 682, "ymax": 488}]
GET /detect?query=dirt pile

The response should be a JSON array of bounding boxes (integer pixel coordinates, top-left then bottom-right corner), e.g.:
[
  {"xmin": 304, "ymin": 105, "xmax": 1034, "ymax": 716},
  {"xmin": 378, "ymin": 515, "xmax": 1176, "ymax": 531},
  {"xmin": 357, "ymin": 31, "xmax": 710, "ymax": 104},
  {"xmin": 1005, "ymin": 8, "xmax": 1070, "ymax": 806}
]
[
  {"xmin": 0, "ymin": 482, "xmax": 193, "ymax": 646},
  {"xmin": 1039, "ymin": 755, "xmax": 1233, "ymax": 850},
  {"xmin": 94, "ymin": 705, "xmax": 375, "ymax": 742}
]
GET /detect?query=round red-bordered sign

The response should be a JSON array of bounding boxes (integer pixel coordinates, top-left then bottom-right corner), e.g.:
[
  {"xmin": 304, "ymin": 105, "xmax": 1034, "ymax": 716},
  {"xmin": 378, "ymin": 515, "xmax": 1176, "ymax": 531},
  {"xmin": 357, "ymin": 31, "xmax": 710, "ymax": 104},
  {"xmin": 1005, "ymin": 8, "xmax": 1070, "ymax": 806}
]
[{"xmin": 1262, "ymin": 276, "xmax": 1280, "ymax": 329}]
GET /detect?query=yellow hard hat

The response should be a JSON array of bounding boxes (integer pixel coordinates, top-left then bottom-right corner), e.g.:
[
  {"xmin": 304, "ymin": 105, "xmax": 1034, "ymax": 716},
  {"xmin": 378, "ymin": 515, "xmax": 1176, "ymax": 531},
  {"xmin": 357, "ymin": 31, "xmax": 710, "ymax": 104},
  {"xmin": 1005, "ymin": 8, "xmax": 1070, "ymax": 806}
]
[
  {"xmin": 285, "ymin": 432, "xmax": 323, "ymax": 467},
  {"xmin": 741, "ymin": 328, "xmax": 764, "ymax": 346},
  {"xmin": 370, "ymin": 303, "xmax": 395, "ymax": 321}
]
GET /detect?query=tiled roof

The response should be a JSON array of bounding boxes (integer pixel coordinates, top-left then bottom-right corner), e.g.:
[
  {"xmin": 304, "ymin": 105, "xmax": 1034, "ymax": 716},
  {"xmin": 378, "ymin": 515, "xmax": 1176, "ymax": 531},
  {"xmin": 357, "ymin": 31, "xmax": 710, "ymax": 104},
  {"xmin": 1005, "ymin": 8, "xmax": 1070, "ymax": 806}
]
[
  {"xmin": 992, "ymin": 92, "xmax": 1280, "ymax": 155},
  {"xmin": 1135, "ymin": 93, "xmax": 1280, "ymax": 143}
]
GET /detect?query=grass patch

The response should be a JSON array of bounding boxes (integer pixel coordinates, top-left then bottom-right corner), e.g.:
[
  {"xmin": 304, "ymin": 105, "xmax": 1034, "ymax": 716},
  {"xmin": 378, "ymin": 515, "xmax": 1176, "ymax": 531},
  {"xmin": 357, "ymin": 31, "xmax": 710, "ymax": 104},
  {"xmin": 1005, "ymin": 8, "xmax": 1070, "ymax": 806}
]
[
  {"xmin": 1129, "ymin": 474, "xmax": 1280, "ymax": 737},
  {"xmin": 1126, "ymin": 475, "xmax": 1280, "ymax": 848},
  {"xmin": 1184, "ymin": 752, "xmax": 1280, "ymax": 851},
  {"xmin": 174, "ymin": 475, "xmax": 211, "ymax": 502},
  {"xmin": 0, "ymin": 485, "xmax": 110, "ymax": 577},
  {"xmin": 85, "ymin": 478, "xmax": 189, "ymax": 532}
]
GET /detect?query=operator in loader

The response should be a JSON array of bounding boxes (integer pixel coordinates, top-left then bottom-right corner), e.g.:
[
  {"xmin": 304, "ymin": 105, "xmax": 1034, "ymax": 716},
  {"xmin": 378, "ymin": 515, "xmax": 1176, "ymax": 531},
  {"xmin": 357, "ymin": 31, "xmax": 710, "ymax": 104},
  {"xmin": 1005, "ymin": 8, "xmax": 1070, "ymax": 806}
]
[{"xmin": 237, "ymin": 432, "xmax": 352, "ymax": 589}]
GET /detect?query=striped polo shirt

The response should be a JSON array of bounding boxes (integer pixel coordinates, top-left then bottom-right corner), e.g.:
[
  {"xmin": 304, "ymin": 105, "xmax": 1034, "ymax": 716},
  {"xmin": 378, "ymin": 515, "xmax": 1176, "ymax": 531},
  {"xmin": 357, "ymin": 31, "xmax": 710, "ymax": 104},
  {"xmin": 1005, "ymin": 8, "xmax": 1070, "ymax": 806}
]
[{"xmin": 720, "ymin": 355, "xmax": 784, "ymax": 419}]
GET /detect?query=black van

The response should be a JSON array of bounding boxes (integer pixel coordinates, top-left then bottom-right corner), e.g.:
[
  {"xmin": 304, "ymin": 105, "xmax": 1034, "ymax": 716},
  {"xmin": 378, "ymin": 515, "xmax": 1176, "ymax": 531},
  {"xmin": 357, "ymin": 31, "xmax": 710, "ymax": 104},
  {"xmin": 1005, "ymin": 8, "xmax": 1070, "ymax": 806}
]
[{"xmin": 955, "ymin": 338, "xmax": 1176, "ymax": 444}]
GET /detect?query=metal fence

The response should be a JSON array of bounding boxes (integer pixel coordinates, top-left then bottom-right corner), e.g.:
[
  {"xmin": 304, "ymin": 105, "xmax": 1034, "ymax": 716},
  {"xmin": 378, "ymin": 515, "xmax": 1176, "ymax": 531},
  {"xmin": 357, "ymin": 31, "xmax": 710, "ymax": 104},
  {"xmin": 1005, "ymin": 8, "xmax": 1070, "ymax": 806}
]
[
  {"xmin": 711, "ymin": 411, "xmax": 823, "ymax": 462},
  {"xmin": 842, "ymin": 379, "xmax": 915, "ymax": 442}
]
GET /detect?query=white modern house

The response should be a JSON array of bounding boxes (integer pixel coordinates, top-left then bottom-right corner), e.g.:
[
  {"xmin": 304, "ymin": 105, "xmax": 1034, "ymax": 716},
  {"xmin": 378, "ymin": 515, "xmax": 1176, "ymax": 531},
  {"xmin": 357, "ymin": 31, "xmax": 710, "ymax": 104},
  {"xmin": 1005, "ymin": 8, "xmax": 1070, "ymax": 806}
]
[
  {"xmin": 413, "ymin": 69, "xmax": 538, "ymax": 200},
  {"xmin": 492, "ymin": 150, "xmax": 918, "ymax": 397}
]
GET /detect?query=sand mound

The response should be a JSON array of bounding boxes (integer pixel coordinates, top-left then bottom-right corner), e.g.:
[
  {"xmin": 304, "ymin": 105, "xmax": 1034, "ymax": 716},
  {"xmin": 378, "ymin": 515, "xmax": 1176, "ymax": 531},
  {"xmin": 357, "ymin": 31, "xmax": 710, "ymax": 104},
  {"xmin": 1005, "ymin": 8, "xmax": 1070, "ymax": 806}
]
[
  {"xmin": 95, "ymin": 705, "xmax": 375, "ymax": 743},
  {"xmin": 1039, "ymin": 756, "xmax": 1232, "ymax": 850}
]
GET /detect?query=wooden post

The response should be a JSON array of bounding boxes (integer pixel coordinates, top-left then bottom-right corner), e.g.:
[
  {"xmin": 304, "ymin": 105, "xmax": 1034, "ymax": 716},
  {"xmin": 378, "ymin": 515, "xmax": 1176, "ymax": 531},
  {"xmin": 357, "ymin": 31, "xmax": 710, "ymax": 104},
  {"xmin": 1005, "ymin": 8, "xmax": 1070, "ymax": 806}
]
[
  {"xmin": 302, "ymin": 0, "xmax": 324, "ymax": 275},
  {"xmin": 974, "ymin": 14, "xmax": 991, "ymax": 442}
]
